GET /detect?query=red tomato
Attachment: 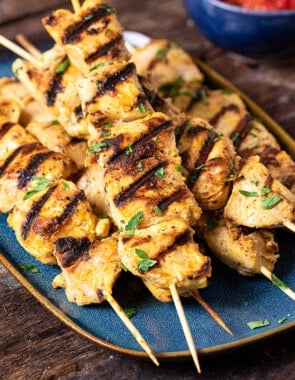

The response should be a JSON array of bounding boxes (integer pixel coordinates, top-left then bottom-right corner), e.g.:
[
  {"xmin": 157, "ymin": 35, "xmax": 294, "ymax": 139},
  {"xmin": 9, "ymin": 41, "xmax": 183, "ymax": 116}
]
[{"xmin": 224, "ymin": 0, "xmax": 295, "ymax": 9}]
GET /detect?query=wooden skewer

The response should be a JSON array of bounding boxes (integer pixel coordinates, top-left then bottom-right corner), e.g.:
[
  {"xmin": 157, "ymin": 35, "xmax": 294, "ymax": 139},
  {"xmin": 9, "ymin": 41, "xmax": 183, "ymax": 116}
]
[
  {"xmin": 260, "ymin": 266, "xmax": 295, "ymax": 301},
  {"xmin": 71, "ymin": 0, "xmax": 81, "ymax": 13},
  {"xmin": 0, "ymin": 35, "xmax": 40, "ymax": 65},
  {"xmin": 170, "ymin": 284, "xmax": 201, "ymax": 373},
  {"xmin": 283, "ymin": 220, "xmax": 295, "ymax": 233},
  {"xmin": 190, "ymin": 290, "xmax": 233, "ymax": 335},
  {"xmin": 15, "ymin": 33, "xmax": 42, "ymax": 60},
  {"xmin": 104, "ymin": 291, "xmax": 159, "ymax": 366}
]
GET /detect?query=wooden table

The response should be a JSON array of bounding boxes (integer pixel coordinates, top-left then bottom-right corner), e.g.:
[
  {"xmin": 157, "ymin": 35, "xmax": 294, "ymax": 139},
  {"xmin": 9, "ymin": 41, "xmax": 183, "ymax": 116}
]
[{"xmin": 0, "ymin": 1, "xmax": 294, "ymax": 378}]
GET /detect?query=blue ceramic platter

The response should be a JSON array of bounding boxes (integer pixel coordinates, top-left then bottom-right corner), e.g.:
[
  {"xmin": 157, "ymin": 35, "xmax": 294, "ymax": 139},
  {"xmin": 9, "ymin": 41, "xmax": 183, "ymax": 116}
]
[{"xmin": 0, "ymin": 43, "xmax": 294, "ymax": 360}]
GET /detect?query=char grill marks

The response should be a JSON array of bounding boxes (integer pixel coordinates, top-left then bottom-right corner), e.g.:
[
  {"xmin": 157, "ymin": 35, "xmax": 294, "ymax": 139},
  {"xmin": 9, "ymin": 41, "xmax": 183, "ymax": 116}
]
[
  {"xmin": 0, "ymin": 122, "xmax": 14, "ymax": 139},
  {"xmin": 18, "ymin": 151, "xmax": 53, "ymax": 188},
  {"xmin": 85, "ymin": 34, "xmax": 123, "ymax": 63},
  {"xmin": 21, "ymin": 184, "xmax": 57, "ymax": 239},
  {"xmin": 21, "ymin": 186, "xmax": 85, "ymax": 240},
  {"xmin": 230, "ymin": 114, "xmax": 253, "ymax": 148},
  {"xmin": 60, "ymin": 6, "xmax": 112, "ymax": 44},
  {"xmin": 113, "ymin": 162, "xmax": 167, "ymax": 206},
  {"xmin": 86, "ymin": 62, "xmax": 137, "ymax": 106},
  {"xmin": 54, "ymin": 237, "xmax": 91, "ymax": 267},
  {"xmin": 0, "ymin": 142, "xmax": 41, "ymax": 178},
  {"xmin": 46, "ymin": 70, "xmax": 65, "ymax": 107},
  {"xmin": 209, "ymin": 104, "xmax": 240, "ymax": 126}
]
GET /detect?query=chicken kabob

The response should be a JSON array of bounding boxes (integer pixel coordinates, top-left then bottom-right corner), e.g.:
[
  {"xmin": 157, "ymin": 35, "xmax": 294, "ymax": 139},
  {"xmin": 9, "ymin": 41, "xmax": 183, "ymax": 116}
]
[
  {"xmin": 41, "ymin": 0, "xmax": 214, "ymax": 371},
  {"xmin": 131, "ymin": 38, "xmax": 295, "ymax": 300},
  {"xmin": 2, "ymin": 33, "xmax": 231, "ymax": 336},
  {"xmin": 0, "ymin": 99, "xmax": 159, "ymax": 365}
]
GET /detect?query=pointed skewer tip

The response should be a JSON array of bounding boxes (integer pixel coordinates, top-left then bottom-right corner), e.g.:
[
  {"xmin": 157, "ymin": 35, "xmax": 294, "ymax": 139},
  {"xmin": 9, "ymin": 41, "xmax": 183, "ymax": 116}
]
[
  {"xmin": 104, "ymin": 292, "xmax": 159, "ymax": 366},
  {"xmin": 170, "ymin": 284, "xmax": 201, "ymax": 374},
  {"xmin": 71, "ymin": 0, "xmax": 81, "ymax": 13}
]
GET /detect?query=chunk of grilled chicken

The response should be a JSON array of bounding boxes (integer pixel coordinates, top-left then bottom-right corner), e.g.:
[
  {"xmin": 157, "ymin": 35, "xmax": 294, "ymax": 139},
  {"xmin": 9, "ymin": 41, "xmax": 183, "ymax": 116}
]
[
  {"xmin": 201, "ymin": 215, "xmax": 279, "ymax": 276},
  {"xmin": 0, "ymin": 117, "xmax": 77, "ymax": 213},
  {"xmin": 27, "ymin": 120, "xmax": 87, "ymax": 170},
  {"xmin": 86, "ymin": 112, "xmax": 202, "ymax": 228},
  {"xmin": 12, "ymin": 47, "xmax": 90, "ymax": 138},
  {"xmin": 131, "ymin": 38, "xmax": 204, "ymax": 112},
  {"xmin": 77, "ymin": 61, "xmax": 152, "ymax": 131},
  {"xmin": 42, "ymin": 0, "xmax": 130, "ymax": 75},
  {"xmin": 0, "ymin": 77, "xmax": 54, "ymax": 126},
  {"xmin": 8, "ymin": 179, "xmax": 109, "ymax": 264},
  {"xmin": 119, "ymin": 218, "xmax": 211, "ymax": 302},
  {"xmin": 241, "ymin": 146, "xmax": 295, "ymax": 194},
  {"xmin": 177, "ymin": 117, "xmax": 237, "ymax": 210},
  {"xmin": 52, "ymin": 235, "xmax": 120, "ymax": 305},
  {"xmin": 0, "ymin": 96, "xmax": 21, "ymax": 123},
  {"xmin": 224, "ymin": 155, "xmax": 295, "ymax": 228}
]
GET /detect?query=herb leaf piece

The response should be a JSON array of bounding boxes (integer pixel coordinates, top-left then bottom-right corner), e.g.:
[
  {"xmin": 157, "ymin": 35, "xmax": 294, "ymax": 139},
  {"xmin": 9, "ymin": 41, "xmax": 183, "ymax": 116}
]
[
  {"xmin": 261, "ymin": 195, "xmax": 282, "ymax": 209},
  {"xmin": 135, "ymin": 248, "xmax": 157, "ymax": 272},
  {"xmin": 124, "ymin": 308, "xmax": 137, "ymax": 319},
  {"xmin": 23, "ymin": 176, "xmax": 51, "ymax": 200},
  {"xmin": 56, "ymin": 58, "xmax": 70, "ymax": 74},
  {"xmin": 88, "ymin": 141, "xmax": 108, "ymax": 153},
  {"xmin": 125, "ymin": 211, "xmax": 143, "ymax": 235},
  {"xmin": 18, "ymin": 263, "xmax": 39, "ymax": 273},
  {"xmin": 247, "ymin": 320, "xmax": 271, "ymax": 330},
  {"xmin": 239, "ymin": 190, "xmax": 258, "ymax": 197}
]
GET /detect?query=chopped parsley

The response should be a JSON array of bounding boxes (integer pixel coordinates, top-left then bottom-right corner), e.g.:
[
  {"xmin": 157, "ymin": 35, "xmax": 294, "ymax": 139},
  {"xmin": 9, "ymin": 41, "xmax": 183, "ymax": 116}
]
[
  {"xmin": 55, "ymin": 58, "xmax": 70, "ymax": 74},
  {"xmin": 51, "ymin": 119, "xmax": 60, "ymax": 125},
  {"xmin": 18, "ymin": 263, "xmax": 39, "ymax": 273},
  {"xmin": 239, "ymin": 190, "xmax": 258, "ymax": 197},
  {"xmin": 159, "ymin": 77, "xmax": 185, "ymax": 98},
  {"xmin": 154, "ymin": 206, "xmax": 162, "ymax": 215},
  {"xmin": 176, "ymin": 165, "xmax": 184, "ymax": 173},
  {"xmin": 95, "ymin": 80, "xmax": 102, "ymax": 89},
  {"xmin": 137, "ymin": 161, "xmax": 143, "ymax": 171},
  {"xmin": 154, "ymin": 167, "xmax": 165, "ymax": 179},
  {"xmin": 271, "ymin": 273, "xmax": 288, "ymax": 291},
  {"xmin": 225, "ymin": 173, "xmax": 237, "ymax": 182},
  {"xmin": 125, "ymin": 144, "xmax": 133, "ymax": 155},
  {"xmin": 23, "ymin": 176, "xmax": 52, "ymax": 200},
  {"xmin": 98, "ymin": 4, "xmax": 116, "ymax": 13},
  {"xmin": 89, "ymin": 62, "xmax": 105, "ymax": 72},
  {"xmin": 261, "ymin": 185, "xmax": 271, "ymax": 196},
  {"xmin": 261, "ymin": 195, "xmax": 282, "ymax": 209},
  {"xmin": 137, "ymin": 103, "xmax": 146, "ymax": 113},
  {"xmin": 206, "ymin": 218, "xmax": 219, "ymax": 230},
  {"xmin": 156, "ymin": 47, "xmax": 168, "ymax": 60},
  {"xmin": 125, "ymin": 211, "xmax": 143, "ymax": 235},
  {"xmin": 222, "ymin": 88, "xmax": 233, "ymax": 95},
  {"xmin": 200, "ymin": 89, "xmax": 208, "ymax": 105},
  {"xmin": 135, "ymin": 248, "xmax": 157, "ymax": 272},
  {"xmin": 85, "ymin": 14, "xmax": 94, "ymax": 20},
  {"xmin": 88, "ymin": 141, "xmax": 108, "ymax": 153},
  {"xmin": 278, "ymin": 317, "xmax": 288, "ymax": 325},
  {"xmin": 103, "ymin": 130, "xmax": 111, "ymax": 137},
  {"xmin": 151, "ymin": 136, "xmax": 159, "ymax": 142},
  {"xmin": 124, "ymin": 308, "xmax": 137, "ymax": 319},
  {"xmin": 250, "ymin": 179, "xmax": 259, "ymax": 186},
  {"xmin": 120, "ymin": 262, "xmax": 129, "ymax": 272},
  {"xmin": 62, "ymin": 182, "xmax": 70, "ymax": 190},
  {"xmin": 250, "ymin": 124, "xmax": 261, "ymax": 132},
  {"xmin": 247, "ymin": 320, "xmax": 270, "ymax": 330}
]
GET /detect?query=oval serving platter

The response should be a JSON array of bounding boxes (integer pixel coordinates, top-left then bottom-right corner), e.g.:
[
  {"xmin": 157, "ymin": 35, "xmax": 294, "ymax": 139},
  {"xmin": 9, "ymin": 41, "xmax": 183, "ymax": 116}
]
[{"xmin": 0, "ymin": 32, "xmax": 294, "ymax": 361}]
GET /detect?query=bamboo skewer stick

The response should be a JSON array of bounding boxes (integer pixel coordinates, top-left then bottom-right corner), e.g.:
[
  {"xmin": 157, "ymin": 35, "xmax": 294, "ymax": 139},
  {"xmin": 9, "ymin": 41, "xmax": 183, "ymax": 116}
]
[
  {"xmin": 283, "ymin": 220, "xmax": 295, "ymax": 233},
  {"xmin": 170, "ymin": 284, "xmax": 201, "ymax": 373},
  {"xmin": 105, "ymin": 292, "xmax": 159, "ymax": 366},
  {"xmin": 71, "ymin": 0, "xmax": 81, "ymax": 13},
  {"xmin": 260, "ymin": 266, "xmax": 295, "ymax": 301},
  {"xmin": 15, "ymin": 34, "xmax": 43, "ymax": 60},
  {"xmin": 0, "ymin": 35, "xmax": 40, "ymax": 65},
  {"xmin": 190, "ymin": 290, "xmax": 233, "ymax": 335}
]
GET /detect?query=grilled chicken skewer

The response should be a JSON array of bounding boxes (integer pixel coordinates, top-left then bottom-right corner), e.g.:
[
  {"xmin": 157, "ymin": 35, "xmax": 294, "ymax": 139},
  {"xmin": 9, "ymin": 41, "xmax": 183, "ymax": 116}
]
[
  {"xmin": 0, "ymin": 101, "xmax": 159, "ymax": 366},
  {"xmin": 131, "ymin": 36, "xmax": 295, "ymax": 299},
  {"xmin": 41, "ymin": 1, "xmax": 216, "ymax": 371}
]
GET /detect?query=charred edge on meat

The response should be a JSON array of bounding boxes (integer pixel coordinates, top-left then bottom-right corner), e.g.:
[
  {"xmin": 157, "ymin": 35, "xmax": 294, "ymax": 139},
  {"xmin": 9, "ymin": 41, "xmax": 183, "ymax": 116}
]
[
  {"xmin": 113, "ymin": 162, "xmax": 168, "ymax": 206},
  {"xmin": 0, "ymin": 122, "xmax": 14, "ymax": 139},
  {"xmin": 183, "ymin": 125, "xmax": 218, "ymax": 184},
  {"xmin": 107, "ymin": 120, "xmax": 172, "ymax": 165},
  {"xmin": 141, "ymin": 82, "xmax": 165, "ymax": 109},
  {"xmin": 17, "ymin": 152, "xmax": 54, "ymax": 189},
  {"xmin": 21, "ymin": 184, "xmax": 58, "ymax": 240},
  {"xmin": 58, "ymin": 6, "xmax": 111, "ymax": 44},
  {"xmin": 85, "ymin": 35, "xmax": 123, "ymax": 63},
  {"xmin": 0, "ymin": 142, "xmax": 42, "ymax": 178},
  {"xmin": 86, "ymin": 62, "xmax": 136, "ymax": 107},
  {"xmin": 156, "ymin": 187, "xmax": 187, "ymax": 212},
  {"xmin": 230, "ymin": 114, "xmax": 253, "ymax": 148},
  {"xmin": 74, "ymin": 105, "xmax": 83, "ymax": 120},
  {"xmin": 209, "ymin": 104, "xmax": 240, "ymax": 126},
  {"xmin": 45, "ymin": 72, "xmax": 65, "ymax": 107},
  {"xmin": 54, "ymin": 236, "xmax": 91, "ymax": 267}
]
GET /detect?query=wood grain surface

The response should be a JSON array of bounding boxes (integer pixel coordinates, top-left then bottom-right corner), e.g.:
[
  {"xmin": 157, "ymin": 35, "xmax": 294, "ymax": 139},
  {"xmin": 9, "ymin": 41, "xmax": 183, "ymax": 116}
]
[{"xmin": 0, "ymin": 0, "xmax": 294, "ymax": 379}]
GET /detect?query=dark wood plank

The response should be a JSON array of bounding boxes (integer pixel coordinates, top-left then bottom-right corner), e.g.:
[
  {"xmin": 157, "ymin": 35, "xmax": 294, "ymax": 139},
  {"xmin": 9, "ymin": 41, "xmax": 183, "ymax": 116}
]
[{"xmin": 0, "ymin": 1, "xmax": 294, "ymax": 378}]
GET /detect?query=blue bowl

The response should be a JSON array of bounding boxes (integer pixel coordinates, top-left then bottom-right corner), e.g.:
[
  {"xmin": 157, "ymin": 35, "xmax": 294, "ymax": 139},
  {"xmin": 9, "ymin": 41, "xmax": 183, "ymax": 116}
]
[{"xmin": 183, "ymin": 0, "xmax": 295, "ymax": 57}]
